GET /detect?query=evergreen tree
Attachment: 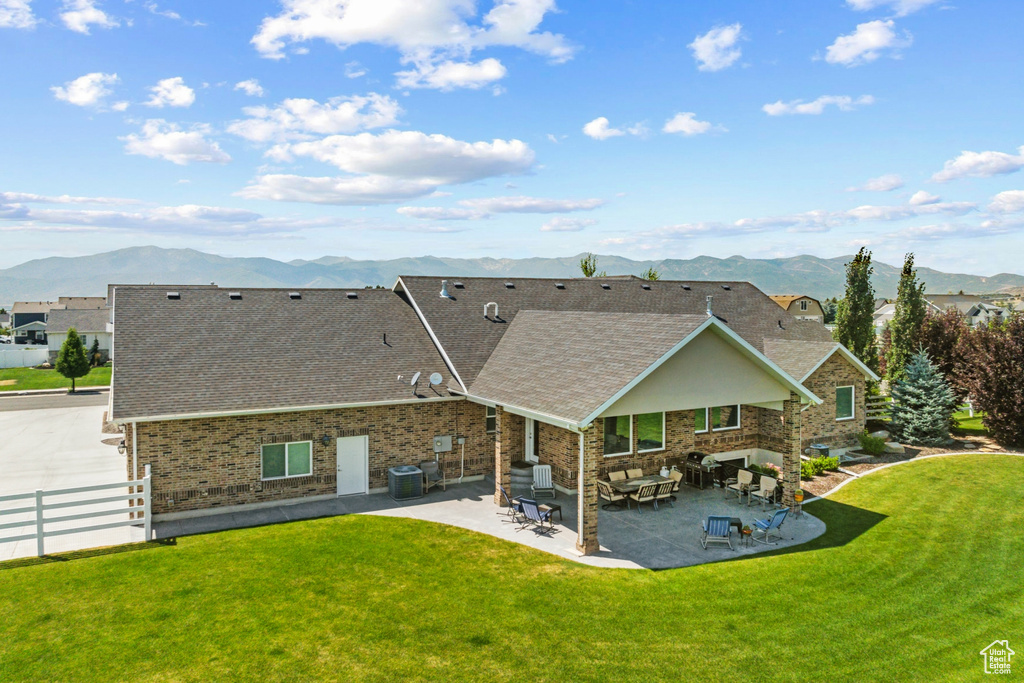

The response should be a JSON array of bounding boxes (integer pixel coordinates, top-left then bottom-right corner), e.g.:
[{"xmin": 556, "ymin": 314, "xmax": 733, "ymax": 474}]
[
  {"xmin": 877, "ymin": 322, "xmax": 892, "ymax": 378},
  {"xmin": 833, "ymin": 248, "xmax": 879, "ymax": 375},
  {"xmin": 886, "ymin": 253, "xmax": 928, "ymax": 381},
  {"xmin": 55, "ymin": 327, "xmax": 90, "ymax": 393},
  {"xmin": 889, "ymin": 349, "xmax": 956, "ymax": 446},
  {"xmin": 89, "ymin": 337, "xmax": 101, "ymax": 366},
  {"xmin": 822, "ymin": 299, "xmax": 838, "ymax": 324}
]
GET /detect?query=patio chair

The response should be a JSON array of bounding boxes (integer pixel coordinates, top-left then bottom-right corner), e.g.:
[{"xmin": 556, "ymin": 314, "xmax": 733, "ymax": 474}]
[
  {"xmin": 627, "ymin": 483, "xmax": 658, "ymax": 513},
  {"xmin": 749, "ymin": 475, "xmax": 778, "ymax": 509},
  {"xmin": 420, "ymin": 461, "xmax": 445, "ymax": 493},
  {"xmin": 598, "ymin": 480, "xmax": 626, "ymax": 510},
  {"xmin": 518, "ymin": 498, "xmax": 553, "ymax": 533},
  {"xmin": 654, "ymin": 481, "xmax": 675, "ymax": 508},
  {"xmin": 609, "ymin": 470, "xmax": 627, "ymax": 482},
  {"xmin": 497, "ymin": 484, "xmax": 523, "ymax": 523},
  {"xmin": 531, "ymin": 464, "xmax": 556, "ymax": 499},
  {"xmin": 752, "ymin": 508, "xmax": 789, "ymax": 545},
  {"xmin": 668, "ymin": 469, "xmax": 683, "ymax": 492},
  {"xmin": 727, "ymin": 469, "xmax": 754, "ymax": 503},
  {"xmin": 626, "ymin": 468, "xmax": 643, "ymax": 479},
  {"xmin": 701, "ymin": 515, "xmax": 734, "ymax": 550}
]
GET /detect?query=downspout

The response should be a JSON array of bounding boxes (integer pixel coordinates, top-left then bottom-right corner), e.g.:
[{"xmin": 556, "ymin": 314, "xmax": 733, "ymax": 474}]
[
  {"xmin": 459, "ymin": 438, "xmax": 465, "ymax": 484},
  {"xmin": 132, "ymin": 421, "xmax": 138, "ymax": 482}
]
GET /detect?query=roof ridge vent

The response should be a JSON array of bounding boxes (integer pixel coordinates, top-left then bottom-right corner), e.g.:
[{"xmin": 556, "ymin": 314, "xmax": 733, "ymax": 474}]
[
  {"xmin": 555, "ymin": 282, "xmax": 565, "ymax": 289},
  {"xmin": 166, "ymin": 291, "xmax": 180, "ymax": 300},
  {"xmin": 289, "ymin": 291, "xmax": 301, "ymax": 299},
  {"xmin": 721, "ymin": 284, "xmax": 731, "ymax": 291},
  {"xmin": 681, "ymin": 284, "xmax": 691, "ymax": 291},
  {"xmin": 641, "ymin": 283, "xmax": 651, "ymax": 290},
  {"xmin": 346, "ymin": 292, "xmax": 358, "ymax": 299},
  {"xmin": 601, "ymin": 283, "xmax": 611, "ymax": 290},
  {"xmin": 504, "ymin": 281, "xmax": 515, "ymax": 289},
  {"xmin": 229, "ymin": 291, "xmax": 242, "ymax": 300}
]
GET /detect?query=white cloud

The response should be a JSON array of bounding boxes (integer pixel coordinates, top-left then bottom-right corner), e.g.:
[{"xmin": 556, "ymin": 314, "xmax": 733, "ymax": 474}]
[
  {"xmin": 121, "ymin": 120, "xmax": 231, "ymax": 165},
  {"xmin": 688, "ymin": 23, "xmax": 742, "ymax": 72},
  {"xmin": 583, "ymin": 117, "xmax": 643, "ymax": 140},
  {"xmin": 145, "ymin": 77, "xmax": 196, "ymax": 108},
  {"xmin": 825, "ymin": 20, "xmax": 910, "ymax": 66},
  {"xmin": 847, "ymin": 173, "xmax": 904, "ymax": 192},
  {"xmin": 397, "ymin": 206, "xmax": 488, "ymax": 220},
  {"xmin": 845, "ymin": 0, "xmax": 940, "ymax": 17},
  {"xmin": 0, "ymin": 191, "xmax": 139, "ymax": 205},
  {"xmin": 932, "ymin": 146, "xmax": 1024, "ymax": 182},
  {"xmin": 908, "ymin": 190, "xmax": 940, "ymax": 205},
  {"xmin": 662, "ymin": 112, "xmax": 722, "ymax": 136},
  {"xmin": 228, "ymin": 94, "xmax": 400, "ymax": 143},
  {"xmin": 844, "ymin": 201, "xmax": 975, "ymax": 221},
  {"xmin": 250, "ymin": 0, "xmax": 574, "ymax": 89},
  {"xmin": 237, "ymin": 174, "xmax": 438, "ymax": 205},
  {"xmin": 460, "ymin": 195, "xmax": 604, "ymax": 213},
  {"xmin": 234, "ymin": 79, "xmax": 265, "ymax": 97},
  {"xmin": 51, "ymin": 72, "xmax": 119, "ymax": 108},
  {"xmin": 345, "ymin": 61, "xmax": 367, "ymax": 78},
  {"xmin": 111, "ymin": 100, "xmax": 129, "ymax": 111},
  {"xmin": 540, "ymin": 217, "xmax": 595, "ymax": 232},
  {"xmin": 763, "ymin": 95, "xmax": 875, "ymax": 116},
  {"xmin": 0, "ymin": 0, "xmax": 36, "ymax": 29},
  {"xmin": 395, "ymin": 57, "xmax": 507, "ymax": 90},
  {"xmin": 60, "ymin": 0, "xmax": 118, "ymax": 34},
  {"xmin": 988, "ymin": 190, "xmax": 1024, "ymax": 214}
]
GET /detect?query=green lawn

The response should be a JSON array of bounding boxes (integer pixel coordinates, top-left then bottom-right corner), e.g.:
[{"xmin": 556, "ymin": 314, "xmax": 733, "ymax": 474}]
[
  {"xmin": 0, "ymin": 365, "xmax": 111, "ymax": 391},
  {"xmin": 1, "ymin": 454, "xmax": 1021, "ymax": 682},
  {"xmin": 953, "ymin": 409, "xmax": 988, "ymax": 436}
]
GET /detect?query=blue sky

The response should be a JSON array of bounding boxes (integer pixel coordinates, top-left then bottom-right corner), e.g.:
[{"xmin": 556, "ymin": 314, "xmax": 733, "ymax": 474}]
[{"xmin": 2, "ymin": 0, "xmax": 1023, "ymax": 273}]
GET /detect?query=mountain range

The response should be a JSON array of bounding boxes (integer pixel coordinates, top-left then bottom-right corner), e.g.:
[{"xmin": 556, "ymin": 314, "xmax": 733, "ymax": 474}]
[{"xmin": 2, "ymin": 246, "xmax": 1023, "ymax": 304}]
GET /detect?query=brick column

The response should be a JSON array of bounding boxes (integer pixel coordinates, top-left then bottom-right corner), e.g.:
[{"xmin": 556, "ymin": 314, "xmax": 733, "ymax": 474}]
[
  {"xmin": 493, "ymin": 407, "xmax": 523, "ymax": 506},
  {"xmin": 781, "ymin": 392, "xmax": 802, "ymax": 507},
  {"xmin": 576, "ymin": 419, "xmax": 602, "ymax": 555}
]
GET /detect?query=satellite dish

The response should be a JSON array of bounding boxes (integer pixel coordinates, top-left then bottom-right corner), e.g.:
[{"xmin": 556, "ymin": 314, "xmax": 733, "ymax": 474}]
[
  {"xmin": 429, "ymin": 372, "xmax": 443, "ymax": 386},
  {"xmin": 410, "ymin": 372, "xmax": 421, "ymax": 386}
]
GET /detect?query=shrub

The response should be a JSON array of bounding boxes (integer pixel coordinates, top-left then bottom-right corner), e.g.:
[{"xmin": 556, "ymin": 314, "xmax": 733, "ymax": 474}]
[
  {"xmin": 858, "ymin": 430, "xmax": 887, "ymax": 456},
  {"xmin": 801, "ymin": 461, "xmax": 815, "ymax": 480},
  {"xmin": 821, "ymin": 456, "xmax": 840, "ymax": 472}
]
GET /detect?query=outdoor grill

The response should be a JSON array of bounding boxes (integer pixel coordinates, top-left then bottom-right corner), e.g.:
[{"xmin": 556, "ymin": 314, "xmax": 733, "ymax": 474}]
[{"xmin": 683, "ymin": 451, "xmax": 715, "ymax": 490}]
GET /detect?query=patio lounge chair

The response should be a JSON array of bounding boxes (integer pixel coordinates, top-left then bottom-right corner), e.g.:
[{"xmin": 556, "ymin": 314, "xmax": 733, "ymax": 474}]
[
  {"xmin": 701, "ymin": 515, "xmax": 734, "ymax": 550},
  {"xmin": 609, "ymin": 470, "xmax": 627, "ymax": 482},
  {"xmin": 749, "ymin": 475, "xmax": 778, "ymax": 509},
  {"xmin": 727, "ymin": 469, "xmax": 754, "ymax": 503},
  {"xmin": 497, "ymin": 484, "xmax": 523, "ymax": 523},
  {"xmin": 420, "ymin": 461, "xmax": 445, "ymax": 493},
  {"xmin": 532, "ymin": 464, "xmax": 556, "ymax": 499},
  {"xmin": 752, "ymin": 508, "xmax": 789, "ymax": 545},
  {"xmin": 598, "ymin": 480, "xmax": 626, "ymax": 510},
  {"xmin": 654, "ymin": 481, "xmax": 675, "ymax": 508},
  {"xmin": 627, "ymin": 483, "xmax": 658, "ymax": 513},
  {"xmin": 518, "ymin": 498, "xmax": 553, "ymax": 533},
  {"xmin": 626, "ymin": 468, "xmax": 643, "ymax": 479}
]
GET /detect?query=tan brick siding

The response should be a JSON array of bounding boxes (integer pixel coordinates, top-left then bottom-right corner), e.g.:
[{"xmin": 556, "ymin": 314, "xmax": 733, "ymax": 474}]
[{"xmin": 800, "ymin": 354, "xmax": 867, "ymax": 450}]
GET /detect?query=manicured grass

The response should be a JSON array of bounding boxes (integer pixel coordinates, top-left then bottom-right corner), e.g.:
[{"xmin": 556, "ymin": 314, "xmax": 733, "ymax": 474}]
[
  {"xmin": 953, "ymin": 409, "xmax": 988, "ymax": 436},
  {"xmin": 0, "ymin": 365, "xmax": 110, "ymax": 391},
  {"xmin": 1, "ymin": 455, "xmax": 1021, "ymax": 681}
]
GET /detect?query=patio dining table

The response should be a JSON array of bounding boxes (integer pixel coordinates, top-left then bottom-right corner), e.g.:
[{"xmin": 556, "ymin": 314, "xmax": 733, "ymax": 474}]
[{"xmin": 607, "ymin": 475, "xmax": 672, "ymax": 495}]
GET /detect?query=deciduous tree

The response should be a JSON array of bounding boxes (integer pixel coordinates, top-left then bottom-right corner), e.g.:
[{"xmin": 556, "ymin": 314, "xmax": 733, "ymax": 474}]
[
  {"xmin": 886, "ymin": 253, "xmax": 928, "ymax": 382},
  {"xmin": 957, "ymin": 314, "xmax": 1024, "ymax": 447},
  {"xmin": 834, "ymin": 248, "xmax": 879, "ymax": 375}
]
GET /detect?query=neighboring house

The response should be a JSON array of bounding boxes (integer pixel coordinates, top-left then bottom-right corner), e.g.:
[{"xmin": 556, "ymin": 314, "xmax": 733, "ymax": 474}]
[
  {"xmin": 10, "ymin": 301, "xmax": 57, "ymax": 344},
  {"xmin": 111, "ymin": 278, "xmax": 877, "ymax": 555},
  {"xmin": 927, "ymin": 294, "xmax": 1010, "ymax": 328},
  {"xmin": 58, "ymin": 296, "xmax": 107, "ymax": 310},
  {"xmin": 872, "ymin": 302, "xmax": 897, "ymax": 334},
  {"xmin": 46, "ymin": 307, "xmax": 113, "ymax": 364},
  {"xmin": 0, "ymin": 311, "xmax": 10, "ymax": 329},
  {"xmin": 769, "ymin": 295, "xmax": 825, "ymax": 323}
]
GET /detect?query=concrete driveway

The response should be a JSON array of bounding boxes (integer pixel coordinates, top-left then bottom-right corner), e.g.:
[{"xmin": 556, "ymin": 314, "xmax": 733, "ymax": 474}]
[{"xmin": 0, "ymin": 394, "xmax": 135, "ymax": 560}]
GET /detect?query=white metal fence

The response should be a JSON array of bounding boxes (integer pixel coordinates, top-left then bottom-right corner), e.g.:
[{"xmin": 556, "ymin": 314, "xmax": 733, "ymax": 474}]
[
  {"xmin": 0, "ymin": 346, "xmax": 49, "ymax": 369},
  {"xmin": 0, "ymin": 466, "xmax": 151, "ymax": 557}
]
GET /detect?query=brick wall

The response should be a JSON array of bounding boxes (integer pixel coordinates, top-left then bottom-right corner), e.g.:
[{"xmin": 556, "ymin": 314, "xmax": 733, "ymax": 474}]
[
  {"xmin": 128, "ymin": 399, "xmax": 494, "ymax": 515},
  {"xmin": 536, "ymin": 422, "xmax": 578, "ymax": 489},
  {"xmin": 800, "ymin": 353, "xmax": 867, "ymax": 450}
]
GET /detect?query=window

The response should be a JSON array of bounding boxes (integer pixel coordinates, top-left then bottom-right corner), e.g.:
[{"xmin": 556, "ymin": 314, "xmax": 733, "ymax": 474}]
[
  {"xmin": 637, "ymin": 412, "xmax": 664, "ymax": 452},
  {"xmin": 800, "ymin": 300, "xmax": 808, "ymax": 311},
  {"xmin": 603, "ymin": 415, "xmax": 631, "ymax": 456},
  {"xmin": 261, "ymin": 441, "xmax": 312, "ymax": 479},
  {"xmin": 485, "ymin": 406, "xmax": 496, "ymax": 433},
  {"xmin": 695, "ymin": 408, "xmax": 708, "ymax": 433},
  {"xmin": 711, "ymin": 405, "xmax": 741, "ymax": 430},
  {"xmin": 836, "ymin": 386, "xmax": 855, "ymax": 421}
]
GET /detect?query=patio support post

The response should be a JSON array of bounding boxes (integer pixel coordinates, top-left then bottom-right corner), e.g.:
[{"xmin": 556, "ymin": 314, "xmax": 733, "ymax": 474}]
[
  {"xmin": 781, "ymin": 391, "xmax": 802, "ymax": 507},
  {"xmin": 493, "ymin": 406, "xmax": 521, "ymax": 506},
  {"xmin": 576, "ymin": 419, "xmax": 602, "ymax": 555}
]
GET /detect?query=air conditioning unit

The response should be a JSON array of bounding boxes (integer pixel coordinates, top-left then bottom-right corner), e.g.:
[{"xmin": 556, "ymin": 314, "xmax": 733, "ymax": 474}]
[{"xmin": 388, "ymin": 465, "xmax": 423, "ymax": 501}]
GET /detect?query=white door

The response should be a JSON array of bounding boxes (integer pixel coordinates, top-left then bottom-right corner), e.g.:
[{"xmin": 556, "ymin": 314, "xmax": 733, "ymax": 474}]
[
  {"xmin": 525, "ymin": 418, "xmax": 539, "ymax": 463},
  {"xmin": 337, "ymin": 435, "xmax": 368, "ymax": 496}
]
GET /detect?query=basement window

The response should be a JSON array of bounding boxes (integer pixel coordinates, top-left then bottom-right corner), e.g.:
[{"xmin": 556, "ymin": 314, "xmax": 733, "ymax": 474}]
[{"xmin": 261, "ymin": 441, "xmax": 312, "ymax": 480}]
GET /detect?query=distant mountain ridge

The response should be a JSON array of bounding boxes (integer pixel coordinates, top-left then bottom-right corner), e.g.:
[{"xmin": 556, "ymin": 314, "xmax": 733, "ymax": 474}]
[{"xmin": 1, "ymin": 246, "xmax": 1022, "ymax": 304}]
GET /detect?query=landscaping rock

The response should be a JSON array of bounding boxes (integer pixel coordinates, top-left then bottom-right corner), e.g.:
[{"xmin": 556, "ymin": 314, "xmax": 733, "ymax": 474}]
[
  {"xmin": 961, "ymin": 442, "xmax": 977, "ymax": 450},
  {"xmin": 884, "ymin": 442, "xmax": 905, "ymax": 454},
  {"xmin": 868, "ymin": 430, "xmax": 890, "ymax": 440}
]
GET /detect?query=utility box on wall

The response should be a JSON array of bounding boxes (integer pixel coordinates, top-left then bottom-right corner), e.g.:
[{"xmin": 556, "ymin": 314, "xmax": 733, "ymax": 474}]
[{"xmin": 433, "ymin": 435, "xmax": 452, "ymax": 453}]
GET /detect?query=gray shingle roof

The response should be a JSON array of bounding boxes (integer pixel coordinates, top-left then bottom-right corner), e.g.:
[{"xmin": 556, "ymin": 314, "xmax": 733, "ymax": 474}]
[
  {"xmin": 762, "ymin": 339, "xmax": 840, "ymax": 381},
  {"xmin": 468, "ymin": 311, "xmax": 707, "ymax": 424},
  {"xmin": 11, "ymin": 301, "xmax": 57, "ymax": 314},
  {"xmin": 398, "ymin": 276, "xmax": 834, "ymax": 388},
  {"xmin": 47, "ymin": 307, "xmax": 111, "ymax": 334},
  {"xmin": 58, "ymin": 296, "xmax": 107, "ymax": 309},
  {"xmin": 111, "ymin": 288, "xmax": 454, "ymax": 421}
]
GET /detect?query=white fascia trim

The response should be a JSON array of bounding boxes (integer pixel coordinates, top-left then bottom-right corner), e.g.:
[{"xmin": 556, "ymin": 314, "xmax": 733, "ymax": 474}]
[
  {"xmin": 394, "ymin": 276, "xmax": 467, "ymax": 392},
  {"xmin": 580, "ymin": 316, "xmax": 822, "ymax": 427},
  {"xmin": 114, "ymin": 395, "xmax": 464, "ymax": 426},
  {"xmin": 800, "ymin": 344, "xmax": 881, "ymax": 383},
  {"xmin": 458, "ymin": 391, "xmax": 581, "ymax": 432}
]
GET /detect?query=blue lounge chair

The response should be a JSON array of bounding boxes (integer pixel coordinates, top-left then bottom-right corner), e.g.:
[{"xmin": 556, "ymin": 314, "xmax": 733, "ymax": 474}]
[
  {"xmin": 701, "ymin": 515, "xmax": 734, "ymax": 550},
  {"xmin": 752, "ymin": 508, "xmax": 789, "ymax": 545},
  {"xmin": 518, "ymin": 498, "xmax": 553, "ymax": 533},
  {"xmin": 498, "ymin": 484, "xmax": 523, "ymax": 523}
]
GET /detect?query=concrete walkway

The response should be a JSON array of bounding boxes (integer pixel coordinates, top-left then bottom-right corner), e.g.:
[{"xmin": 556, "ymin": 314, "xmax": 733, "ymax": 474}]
[{"xmin": 154, "ymin": 478, "xmax": 825, "ymax": 570}]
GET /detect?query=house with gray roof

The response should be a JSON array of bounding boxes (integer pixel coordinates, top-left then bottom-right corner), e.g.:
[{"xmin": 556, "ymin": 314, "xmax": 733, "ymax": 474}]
[
  {"xmin": 46, "ymin": 307, "xmax": 112, "ymax": 364},
  {"xmin": 110, "ymin": 277, "xmax": 877, "ymax": 555},
  {"xmin": 10, "ymin": 301, "xmax": 57, "ymax": 345}
]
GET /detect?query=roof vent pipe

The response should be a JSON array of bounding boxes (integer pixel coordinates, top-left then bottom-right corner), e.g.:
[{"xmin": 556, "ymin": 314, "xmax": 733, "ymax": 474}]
[
  {"xmin": 484, "ymin": 302, "xmax": 498, "ymax": 319},
  {"xmin": 440, "ymin": 280, "xmax": 452, "ymax": 299},
  {"xmin": 706, "ymin": 295, "xmax": 713, "ymax": 317}
]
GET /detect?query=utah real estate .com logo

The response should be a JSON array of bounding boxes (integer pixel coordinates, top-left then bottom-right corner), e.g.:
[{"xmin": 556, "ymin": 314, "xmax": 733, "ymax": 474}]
[{"xmin": 980, "ymin": 640, "xmax": 1014, "ymax": 674}]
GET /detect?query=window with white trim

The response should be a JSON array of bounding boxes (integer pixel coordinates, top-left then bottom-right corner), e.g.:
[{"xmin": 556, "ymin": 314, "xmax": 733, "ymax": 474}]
[
  {"xmin": 485, "ymin": 406, "xmax": 496, "ymax": 433},
  {"xmin": 603, "ymin": 415, "xmax": 631, "ymax": 456},
  {"xmin": 261, "ymin": 441, "xmax": 312, "ymax": 479},
  {"xmin": 711, "ymin": 405, "xmax": 741, "ymax": 430},
  {"xmin": 836, "ymin": 386, "xmax": 855, "ymax": 421},
  {"xmin": 695, "ymin": 408, "xmax": 708, "ymax": 433},
  {"xmin": 637, "ymin": 412, "xmax": 665, "ymax": 452},
  {"xmin": 800, "ymin": 300, "xmax": 808, "ymax": 311}
]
